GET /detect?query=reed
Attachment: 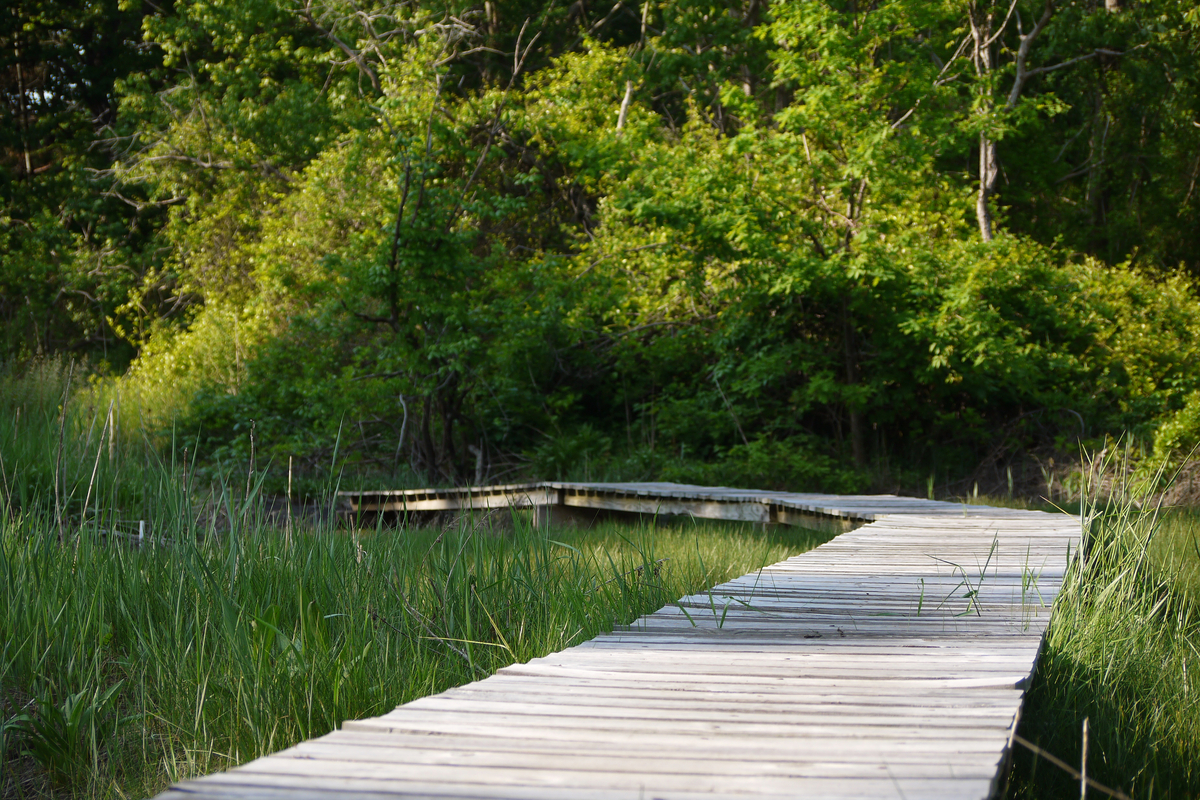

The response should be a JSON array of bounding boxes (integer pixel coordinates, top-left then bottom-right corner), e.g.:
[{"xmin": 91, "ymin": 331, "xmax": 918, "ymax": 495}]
[
  {"xmin": 1006, "ymin": 455, "xmax": 1200, "ymax": 799},
  {"xmin": 0, "ymin": 496, "xmax": 819, "ymax": 798},
  {"xmin": 0, "ymin": 362, "xmax": 823, "ymax": 798}
]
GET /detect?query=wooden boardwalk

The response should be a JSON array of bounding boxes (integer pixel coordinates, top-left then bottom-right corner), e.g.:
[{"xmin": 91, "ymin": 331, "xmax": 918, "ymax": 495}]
[
  {"xmin": 159, "ymin": 483, "xmax": 1078, "ymax": 800},
  {"xmin": 338, "ymin": 481, "xmax": 1062, "ymax": 533}
]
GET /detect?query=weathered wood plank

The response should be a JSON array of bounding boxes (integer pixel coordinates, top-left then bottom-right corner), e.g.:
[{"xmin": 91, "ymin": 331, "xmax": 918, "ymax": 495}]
[
  {"xmin": 212, "ymin": 756, "xmax": 1002, "ymax": 796},
  {"xmin": 275, "ymin": 742, "xmax": 1006, "ymax": 779},
  {"xmin": 311, "ymin": 727, "xmax": 1016, "ymax": 757},
  {"xmin": 161, "ymin": 771, "xmax": 996, "ymax": 800}
]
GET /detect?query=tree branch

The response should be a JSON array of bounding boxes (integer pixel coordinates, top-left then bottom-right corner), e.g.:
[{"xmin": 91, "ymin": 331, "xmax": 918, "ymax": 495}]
[
  {"xmin": 443, "ymin": 19, "xmax": 541, "ymax": 234},
  {"xmin": 982, "ymin": 0, "xmax": 1021, "ymax": 49},
  {"xmin": 1023, "ymin": 48, "xmax": 1126, "ymax": 81},
  {"xmin": 1006, "ymin": 0, "xmax": 1056, "ymax": 109},
  {"xmin": 298, "ymin": 0, "xmax": 381, "ymax": 93}
]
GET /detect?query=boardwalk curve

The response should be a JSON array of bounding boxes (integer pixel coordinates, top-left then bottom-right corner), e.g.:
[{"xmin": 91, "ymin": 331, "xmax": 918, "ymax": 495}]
[{"xmin": 158, "ymin": 483, "xmax": 1078, "ymax": 800}]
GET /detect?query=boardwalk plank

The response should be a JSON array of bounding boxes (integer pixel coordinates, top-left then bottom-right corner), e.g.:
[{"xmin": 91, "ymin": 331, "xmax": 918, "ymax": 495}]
[
  {"xmin": 310, "ymin": 728, "xmax": 1015, "ymax": 759},
  {"xmin": 276, "ymin": 742, "xmax": 1005, "ymax": 780},
  {"xmin": 339, "ymin": 720, "xmax": 1017, "ymax": 755},
  {"xmin": 215, "ymin": 756, "xmax": 1001, "ymax": 796},
  {"xmin": 162, "ymin": 772, "xmax": 995, "ymax": 800}
]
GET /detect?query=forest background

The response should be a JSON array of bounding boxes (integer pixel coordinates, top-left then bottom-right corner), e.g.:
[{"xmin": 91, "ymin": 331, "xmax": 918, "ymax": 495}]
[{"xmin": 6, "ymin": 0, "xmax": 1200, "ymax": 498}]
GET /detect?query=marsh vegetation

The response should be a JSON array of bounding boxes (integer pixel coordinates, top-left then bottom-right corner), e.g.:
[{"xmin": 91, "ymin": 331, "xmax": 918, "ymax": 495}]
[{"xmin": 0, "ymin": 365, "xmax": 1196, "ymax": 798}]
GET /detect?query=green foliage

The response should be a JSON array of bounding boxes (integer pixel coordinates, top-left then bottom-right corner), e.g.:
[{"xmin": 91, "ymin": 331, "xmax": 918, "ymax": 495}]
[
  {"xmin": 664, "ymin": 435, "xmax": 866, "ymax": 494},
  {"xmin": 1155, "ymin": 393, "xmax": 1200, "ymax": 461},
  {"xmin": 0, "ymin": 357, "xmax": 160, "ymax": 515},
  {"xmin": 1087, "ymin": 265, "xmax": 1200, "ymax": 434},
  {"xmin": 6, "ymin": 0, "xmax": 1200, "ymax": 494},
  {"xmin": 1, "ymin": 0, "xmax": 157, "ymax": 365}
]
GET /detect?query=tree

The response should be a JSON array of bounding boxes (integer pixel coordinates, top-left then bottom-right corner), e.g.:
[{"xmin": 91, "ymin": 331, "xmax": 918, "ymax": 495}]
[
  {"xmin": 0, "ymin": 0, "xmax": 158, "ymax": 363},
  {"xmin": 963, "ymin": 0, "xmax": 1127, "ymax": 240}
]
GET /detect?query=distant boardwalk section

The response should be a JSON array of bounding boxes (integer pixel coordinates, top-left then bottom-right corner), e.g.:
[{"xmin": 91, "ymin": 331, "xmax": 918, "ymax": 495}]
[
  {"xmin": 339, "ymin": 480, "xmax": 1051, "ymax": 532},
  {"xmin": 158, "ymin": 483, "xmax": 1078, "ymax": 800}
]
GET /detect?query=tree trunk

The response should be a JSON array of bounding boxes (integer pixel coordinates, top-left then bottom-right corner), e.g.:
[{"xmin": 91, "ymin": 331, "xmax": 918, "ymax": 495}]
[
  {"xmin": 616, "ymin": 81, "xmax": 633, "ymax": 134},
  {"xmin": 15, "ymin": 53, "xmax": 32, "ymax": 179},
  {"xmin": 977, "ymin": 132, "xmax": 1000, "ymax": 241},
  {"xmin": 1086, "ymin": 91, "xmax": 1109, "ymax": 232},
  {"xmin": 968, "ymin": 0, "xmax": 1056, "ymax": 242},
  {"xmin": 969, "ymin": 3, "xmax": 1000, "ymax": 242},
  {"xmin": 440, "ymin": 394, "xmax": 459, "ymax": 481}
]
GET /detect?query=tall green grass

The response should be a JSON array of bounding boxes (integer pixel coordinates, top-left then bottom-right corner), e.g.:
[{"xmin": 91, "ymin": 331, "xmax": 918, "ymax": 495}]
[
  {"xmin": 0, "ymin": 506, "xmax": 816, "ymax": 798},
  {"xmin": 1153, "ymin": 510, "xmax": 1200, "ymax": 600},
  {"xmin": 0, "ymin": 358, "xmax": 180, "ymax": 526},
  {"xmin": 1007, "ymin": 465, "xmax": 1200, "ymax": 799},
  {"xmin": 0, "ymin": 360, "xmax": 824, "ymax": 798}
]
